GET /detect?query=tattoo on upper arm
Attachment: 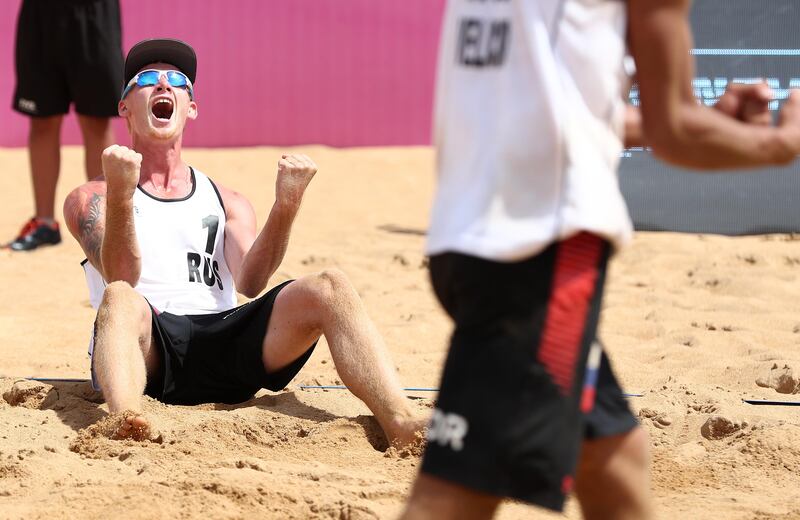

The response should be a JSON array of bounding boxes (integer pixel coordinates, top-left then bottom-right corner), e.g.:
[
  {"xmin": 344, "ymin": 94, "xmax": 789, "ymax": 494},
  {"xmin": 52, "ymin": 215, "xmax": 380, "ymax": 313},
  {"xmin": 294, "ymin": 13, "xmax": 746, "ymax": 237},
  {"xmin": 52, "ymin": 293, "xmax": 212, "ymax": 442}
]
[{"xmin": 77, "ymin": 193, "xmax": 105, "ymax": 266}]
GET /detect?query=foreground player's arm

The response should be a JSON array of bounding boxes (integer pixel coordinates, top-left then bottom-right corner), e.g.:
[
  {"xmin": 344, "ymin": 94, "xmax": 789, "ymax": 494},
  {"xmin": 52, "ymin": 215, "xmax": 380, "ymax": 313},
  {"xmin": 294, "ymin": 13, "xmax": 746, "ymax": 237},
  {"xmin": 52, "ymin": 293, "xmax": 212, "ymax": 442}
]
[
  {"xmin": 62, "ymin": 146, "xmax": 142, "ymax": 283},
  {"xmin": 98, "ymin": 145, "xmax": 143, "ymax": 284},
  {"xmin": 623, "ymin": 83, "xmax": 775, "ymax": 149},
  {"xmin": 222, "ymin": 154, "xmax": 318, "ymax": 298},
  {"xmin": 64, "ymin": 181, "xmax": 108, "ymax": 275},
  {"xmin": 627, "ymin": 0, "xmax": 800, "ymax": 168}
]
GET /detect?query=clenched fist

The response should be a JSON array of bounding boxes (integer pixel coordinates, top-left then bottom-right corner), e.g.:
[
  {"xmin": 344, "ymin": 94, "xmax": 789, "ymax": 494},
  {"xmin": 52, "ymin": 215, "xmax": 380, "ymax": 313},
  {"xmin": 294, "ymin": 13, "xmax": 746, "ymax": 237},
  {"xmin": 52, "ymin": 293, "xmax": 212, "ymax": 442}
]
[
  {"xmin": 714, "ymin": 82, "xmax": 773, "ymax": 126},
  {"xmin": 275, "ymin": 154, "xmax": 317, "ymax": 208},
  {"xmin": 102, "ymin": 145, "xmax": 142, "ymax": 200}
]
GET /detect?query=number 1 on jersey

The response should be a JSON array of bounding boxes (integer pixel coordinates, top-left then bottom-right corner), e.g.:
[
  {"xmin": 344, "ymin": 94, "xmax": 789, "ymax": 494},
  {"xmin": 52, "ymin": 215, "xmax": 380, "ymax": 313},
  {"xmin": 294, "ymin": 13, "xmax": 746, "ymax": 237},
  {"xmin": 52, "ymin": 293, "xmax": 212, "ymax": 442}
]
[{"xmin": 202, "ymin": 215, "xmax": 219, "ymax": 254}]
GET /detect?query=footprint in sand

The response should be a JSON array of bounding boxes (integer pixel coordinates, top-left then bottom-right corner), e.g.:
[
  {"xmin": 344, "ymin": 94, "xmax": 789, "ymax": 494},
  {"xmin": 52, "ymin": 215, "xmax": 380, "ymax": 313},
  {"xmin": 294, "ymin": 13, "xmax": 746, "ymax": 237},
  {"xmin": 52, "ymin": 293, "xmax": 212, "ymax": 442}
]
[
  {"xmin": 689, "ymin": 401, "xmax": 719, "ymax": 414},
  {"xmin": 638, "ymin": 408, "xmax": 673, "ymax": 429},
  {"xmin": 701, "ymin": 415, "xmax": 748, "ymax": 440},
  {"xmin": 392, "ymin": 254, "xmax": 409, "ymax": 267},
  {"xmin": 674, "ymin": 335, "xmax": 698, "ymax": 348},
  {"xmin": 736, "ymin": 254, "xmax": 758, "ymax": 265},
  {"xmin": 301, "ymin": 255, "xmax": 330, "ymax": 266}
]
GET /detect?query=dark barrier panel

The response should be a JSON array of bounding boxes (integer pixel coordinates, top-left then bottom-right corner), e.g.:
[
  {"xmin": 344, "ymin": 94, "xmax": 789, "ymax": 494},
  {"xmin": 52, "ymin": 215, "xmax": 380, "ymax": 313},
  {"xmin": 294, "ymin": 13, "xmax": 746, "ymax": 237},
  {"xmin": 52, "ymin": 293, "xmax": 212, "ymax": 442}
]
[{"xmin": 620, "ymin": 0, "xmax": 800, "ymax": 234}]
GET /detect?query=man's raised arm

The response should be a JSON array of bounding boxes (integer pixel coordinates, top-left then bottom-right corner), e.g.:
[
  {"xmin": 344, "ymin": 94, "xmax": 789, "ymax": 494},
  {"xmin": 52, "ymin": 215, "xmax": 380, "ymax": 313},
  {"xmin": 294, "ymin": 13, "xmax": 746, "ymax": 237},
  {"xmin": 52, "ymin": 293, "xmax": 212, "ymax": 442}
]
[
  {"xmin": 100, "ymin": 145, "xmax": 143, "ymax": 284},
  {"xmin": 64, "ymin": 145, "xmax": 143, "ymax": 284},
  {"xmin": 627, "ymin": 0, "xmax": 800, "ymax": 169},
  {"xmin": 223, "ymin": 154, "xmax": 318, "ymax": 298}
]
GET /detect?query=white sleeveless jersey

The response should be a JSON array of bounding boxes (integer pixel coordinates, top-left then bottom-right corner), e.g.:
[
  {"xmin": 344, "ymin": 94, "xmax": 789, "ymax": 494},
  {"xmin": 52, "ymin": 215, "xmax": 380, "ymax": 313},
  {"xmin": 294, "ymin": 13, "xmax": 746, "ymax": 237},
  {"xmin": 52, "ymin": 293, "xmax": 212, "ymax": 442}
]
[
  {"xmin": 83, "ymin": 167, "xmax": 238, "ymax": 315},
  {"xmin": 427, "ymin": 0, "xmax": 633, "ymax": 261}
]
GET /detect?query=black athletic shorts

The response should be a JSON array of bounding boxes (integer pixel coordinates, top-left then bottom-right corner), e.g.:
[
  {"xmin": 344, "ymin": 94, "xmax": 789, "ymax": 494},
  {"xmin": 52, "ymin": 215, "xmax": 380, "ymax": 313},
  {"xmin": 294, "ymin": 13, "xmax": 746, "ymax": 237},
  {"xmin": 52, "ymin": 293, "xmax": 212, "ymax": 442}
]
[
  {"xmin": 143, "ymin": 281, "xmax": 317, "ymax": 406},
  {"xmin": 420, "ymin": 232, "xmax": 638, "ymax": 512},
  {"xmin": 13, "ymin": 0, "xmax": 123, "ymax": 118}
]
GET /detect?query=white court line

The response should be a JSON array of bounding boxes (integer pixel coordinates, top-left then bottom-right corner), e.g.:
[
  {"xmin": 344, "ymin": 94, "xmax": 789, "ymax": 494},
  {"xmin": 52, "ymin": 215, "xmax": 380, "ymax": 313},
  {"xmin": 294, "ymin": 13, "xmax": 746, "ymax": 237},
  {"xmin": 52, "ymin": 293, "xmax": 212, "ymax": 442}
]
[{"xmin": 691, "ymin": 49, "xmax": 800, "ymax": 56}]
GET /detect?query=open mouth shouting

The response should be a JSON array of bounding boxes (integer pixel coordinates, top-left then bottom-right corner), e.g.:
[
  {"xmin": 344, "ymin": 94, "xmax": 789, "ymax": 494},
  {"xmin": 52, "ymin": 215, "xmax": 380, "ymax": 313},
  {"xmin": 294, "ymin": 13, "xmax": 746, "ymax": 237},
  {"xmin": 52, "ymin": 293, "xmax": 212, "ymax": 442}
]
[{"xmin": 151, "ymin": 97, "xmax": 175, "ymax": 122}]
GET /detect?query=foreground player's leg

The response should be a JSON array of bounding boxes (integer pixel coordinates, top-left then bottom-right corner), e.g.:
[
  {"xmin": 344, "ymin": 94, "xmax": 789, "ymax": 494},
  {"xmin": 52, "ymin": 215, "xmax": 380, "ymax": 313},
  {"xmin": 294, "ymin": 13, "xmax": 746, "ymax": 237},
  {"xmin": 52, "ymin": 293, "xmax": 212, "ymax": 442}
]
[
  {"xmin": 93, "ymin": 281, "xmax": 158, "ymax": 440},
  {"xmin": 262, "ymin": 269, "xmax": 425, "ymax": 446}
]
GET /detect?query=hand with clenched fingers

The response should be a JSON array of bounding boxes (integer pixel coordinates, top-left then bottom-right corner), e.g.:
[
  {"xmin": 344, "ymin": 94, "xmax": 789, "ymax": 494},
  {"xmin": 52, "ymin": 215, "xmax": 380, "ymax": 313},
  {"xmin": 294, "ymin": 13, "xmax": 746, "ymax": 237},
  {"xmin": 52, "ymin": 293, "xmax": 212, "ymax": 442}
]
[
  {"xmin": 275, "ymin": 154, "xmax": 317, "ymax": 208},
  {"xmin": 102, "ymin": 145, "xmax": 142, "ymax": 201},
  {"xmin": 714, "ymin": 82, "xmax": 774, "ymax": 126},
  {"xmin": 714, "ymin": 85, "xmax": 800, "ymax": 161}
]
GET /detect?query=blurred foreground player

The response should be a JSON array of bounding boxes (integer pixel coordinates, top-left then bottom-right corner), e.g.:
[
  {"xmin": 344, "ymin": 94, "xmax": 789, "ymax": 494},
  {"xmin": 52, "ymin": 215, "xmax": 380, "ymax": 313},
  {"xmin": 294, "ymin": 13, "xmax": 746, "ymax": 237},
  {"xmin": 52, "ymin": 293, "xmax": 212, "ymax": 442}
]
[{"xmin": 402, "ymin": 0, "xmax": 800, "ymax": 519}]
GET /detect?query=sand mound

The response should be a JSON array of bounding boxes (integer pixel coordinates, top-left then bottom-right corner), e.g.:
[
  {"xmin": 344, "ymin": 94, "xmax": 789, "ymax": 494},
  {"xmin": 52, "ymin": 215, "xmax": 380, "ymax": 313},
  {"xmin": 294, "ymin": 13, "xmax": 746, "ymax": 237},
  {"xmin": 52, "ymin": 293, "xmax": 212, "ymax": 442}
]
[
  {"xmin": 2, "ymin": 380, "xmax": 58, "ymax": 409},
  {"xmin": 756, "ymin": 363, "xmax": 800, "ymax": 394}
]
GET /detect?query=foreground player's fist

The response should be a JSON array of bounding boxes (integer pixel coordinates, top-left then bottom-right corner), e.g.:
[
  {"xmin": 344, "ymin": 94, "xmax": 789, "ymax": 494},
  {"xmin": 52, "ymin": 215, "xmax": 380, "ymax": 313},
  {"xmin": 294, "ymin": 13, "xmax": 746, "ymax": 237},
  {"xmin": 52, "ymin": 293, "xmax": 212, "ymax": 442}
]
[
  {"xmin": 102, "ymin": 145, "xmax": 142, "ymax": 200},
  {"xmin": 275, "ymin": 154, "xmax": 318, "ymax": 207}
]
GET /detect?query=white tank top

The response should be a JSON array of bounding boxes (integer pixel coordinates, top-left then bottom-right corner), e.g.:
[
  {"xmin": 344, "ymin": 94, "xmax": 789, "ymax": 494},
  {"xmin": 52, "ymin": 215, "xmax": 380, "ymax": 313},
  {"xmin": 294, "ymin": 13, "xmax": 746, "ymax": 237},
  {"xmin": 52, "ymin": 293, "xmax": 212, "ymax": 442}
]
[
  {"xmin": 426, "ymin": 0, "xmax": 633, "ymax": 261},
  {"xmin": 83, "ymin": 167, "xmax": 238, "ymax": 315}
]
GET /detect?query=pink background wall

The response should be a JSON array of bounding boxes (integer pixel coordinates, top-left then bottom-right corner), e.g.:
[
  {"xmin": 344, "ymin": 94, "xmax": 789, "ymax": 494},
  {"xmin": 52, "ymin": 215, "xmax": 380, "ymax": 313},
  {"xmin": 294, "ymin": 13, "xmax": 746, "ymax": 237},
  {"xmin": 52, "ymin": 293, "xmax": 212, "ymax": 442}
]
[{"xmin": 0, "ymin": 0, "xmax": 445, "ymax": 148}]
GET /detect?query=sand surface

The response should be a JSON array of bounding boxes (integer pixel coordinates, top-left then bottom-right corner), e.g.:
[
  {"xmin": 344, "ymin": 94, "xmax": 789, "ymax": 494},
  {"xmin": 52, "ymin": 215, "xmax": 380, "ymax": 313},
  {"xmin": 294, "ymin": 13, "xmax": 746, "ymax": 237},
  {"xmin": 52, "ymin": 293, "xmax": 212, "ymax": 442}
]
[{"xmin": 1, "ymin": 145, "xmax": 800, "ymax": 519}]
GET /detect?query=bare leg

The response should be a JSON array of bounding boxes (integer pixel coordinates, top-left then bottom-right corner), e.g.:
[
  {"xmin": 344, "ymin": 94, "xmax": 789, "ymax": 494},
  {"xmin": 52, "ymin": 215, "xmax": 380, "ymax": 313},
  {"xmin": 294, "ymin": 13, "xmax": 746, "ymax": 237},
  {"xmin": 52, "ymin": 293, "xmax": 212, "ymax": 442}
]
[
  {"xmin": 93, "ymin": 281, "xmax": 159, "ymax": 439},
  {"xmin": 28, "ymin": 116, "xmax": 63, "ymax": 219},
  {"xmin": 575, "ymin": 427, "xmax": 653, "ymax": 520},
  {"xmin": 262, "ymin": 269, "xmax": 425, "ymax": 446},
  {"xmin": 77, "ymin": 115, "xmax": 114, "ymax": 181},
  {"xmin": 400, "ymin": 474, "xmax": 501, "ymax": 520}
]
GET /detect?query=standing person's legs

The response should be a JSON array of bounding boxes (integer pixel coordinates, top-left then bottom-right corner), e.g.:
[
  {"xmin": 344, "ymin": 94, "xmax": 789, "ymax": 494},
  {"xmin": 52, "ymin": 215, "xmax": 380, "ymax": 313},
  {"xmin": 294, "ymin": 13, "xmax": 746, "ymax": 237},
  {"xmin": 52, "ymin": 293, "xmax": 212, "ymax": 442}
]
[
  {"xmin": 92, "ymin": 281, "xmax": 160, "ymax": 439},
  {"xmin": 260, "ymin": 269, "xmax": 424, "ymax": 446},
  {"xmin": 6, "ymin": 115, "xmax": 65, "ymax": 250},
  {"xmin": 28, "ymin": 115, "xmax": 63, "ymax": 219},
  {"xmin": 70, "ymin": 0, "xmax": 122, "ymax": 182},
  {"xmin": 77, "ymin": 115, "xmax": 115, "ymax": 181},
  {"xmin": 10, "ymin": 0, "xmax": 69, "ymax": 249}
]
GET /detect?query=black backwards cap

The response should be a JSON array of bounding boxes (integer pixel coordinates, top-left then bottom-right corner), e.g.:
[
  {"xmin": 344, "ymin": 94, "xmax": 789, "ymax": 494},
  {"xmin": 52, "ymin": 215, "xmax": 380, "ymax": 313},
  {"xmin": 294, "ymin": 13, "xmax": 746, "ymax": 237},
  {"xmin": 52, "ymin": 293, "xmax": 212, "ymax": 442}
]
[{"xmin": 123, "ymin": 38, "xmax": 197, "ymax": 86}]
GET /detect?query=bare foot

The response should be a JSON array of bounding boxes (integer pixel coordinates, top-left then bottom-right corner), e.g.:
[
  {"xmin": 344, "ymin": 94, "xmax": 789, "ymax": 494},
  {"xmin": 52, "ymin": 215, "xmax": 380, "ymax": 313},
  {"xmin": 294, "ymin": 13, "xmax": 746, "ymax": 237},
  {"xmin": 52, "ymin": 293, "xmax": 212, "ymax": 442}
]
[
  {"xmin": 112, "ymin": 411, "xmax": 152, "ymax": 441},
  {"xmin": 387, "ymin": 416, "xmax": 429, "ymax": 451}
]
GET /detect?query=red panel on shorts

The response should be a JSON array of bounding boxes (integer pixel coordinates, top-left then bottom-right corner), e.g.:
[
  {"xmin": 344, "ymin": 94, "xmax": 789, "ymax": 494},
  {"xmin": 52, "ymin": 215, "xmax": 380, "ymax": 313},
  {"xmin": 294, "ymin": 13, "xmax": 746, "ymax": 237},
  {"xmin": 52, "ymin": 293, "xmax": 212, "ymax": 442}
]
[
  {"xmin": 537, "ymin": 233, "xmax": 603, "ymax": 396},
  {"xmin": 580, "ymin": 386, "xmax": 597, "ymax": 413}
]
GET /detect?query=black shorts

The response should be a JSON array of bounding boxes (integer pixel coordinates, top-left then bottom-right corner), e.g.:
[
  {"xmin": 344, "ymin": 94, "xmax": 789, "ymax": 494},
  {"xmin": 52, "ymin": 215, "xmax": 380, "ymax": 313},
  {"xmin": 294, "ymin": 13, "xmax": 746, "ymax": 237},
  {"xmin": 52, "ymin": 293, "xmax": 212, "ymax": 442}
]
[
  {"xmin": 13, "ymin": 0, "xmax": 124, "ymax": 118},
  {"xmin": 420, "ymin": 233, "xmax": 638, "ymax": 512},
  {"xmin": 143, "ymin": 281, "xmax": 317, "ymax": 406}
]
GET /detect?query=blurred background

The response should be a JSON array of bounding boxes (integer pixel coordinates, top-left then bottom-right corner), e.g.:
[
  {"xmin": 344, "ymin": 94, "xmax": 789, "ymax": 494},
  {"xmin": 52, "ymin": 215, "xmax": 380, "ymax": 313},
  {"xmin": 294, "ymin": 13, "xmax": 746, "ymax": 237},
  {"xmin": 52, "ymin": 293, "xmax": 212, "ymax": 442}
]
[
  {"xmin": 0, "ymin": 0, "xmax": 445, "ymax": 148},
  {"xmin": 619, "ymin": 0, "xmax": 800, "ymax": 234},
  {"xmin": 1, "ymin": 0, "xmax": 799, "ymax": 234}
]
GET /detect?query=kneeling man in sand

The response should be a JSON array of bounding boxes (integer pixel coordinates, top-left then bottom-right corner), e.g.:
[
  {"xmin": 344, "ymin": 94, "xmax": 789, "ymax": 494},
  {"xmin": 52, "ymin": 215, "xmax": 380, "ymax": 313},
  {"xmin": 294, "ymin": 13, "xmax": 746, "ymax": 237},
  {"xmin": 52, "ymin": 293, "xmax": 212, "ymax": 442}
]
[{"xmin": 63, "ymin": 38, "xmax": 423, "ymax": 445}]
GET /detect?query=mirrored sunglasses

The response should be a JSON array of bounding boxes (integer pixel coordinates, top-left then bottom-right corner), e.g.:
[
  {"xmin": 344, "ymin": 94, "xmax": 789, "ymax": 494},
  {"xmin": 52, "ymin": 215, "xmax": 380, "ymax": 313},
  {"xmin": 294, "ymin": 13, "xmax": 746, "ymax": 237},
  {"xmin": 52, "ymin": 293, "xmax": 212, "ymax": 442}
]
[{"xmin": 120, "ymin": 69, "xmax": 194, "ymax": 100}]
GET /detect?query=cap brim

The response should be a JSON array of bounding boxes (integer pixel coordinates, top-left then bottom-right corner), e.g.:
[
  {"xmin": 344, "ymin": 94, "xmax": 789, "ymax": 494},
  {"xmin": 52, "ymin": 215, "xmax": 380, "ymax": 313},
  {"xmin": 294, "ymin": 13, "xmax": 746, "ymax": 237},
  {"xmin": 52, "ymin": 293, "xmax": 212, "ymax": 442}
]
[{"xmin": 124, "ymin": 38, "xmax": 197, "ymax": 86}]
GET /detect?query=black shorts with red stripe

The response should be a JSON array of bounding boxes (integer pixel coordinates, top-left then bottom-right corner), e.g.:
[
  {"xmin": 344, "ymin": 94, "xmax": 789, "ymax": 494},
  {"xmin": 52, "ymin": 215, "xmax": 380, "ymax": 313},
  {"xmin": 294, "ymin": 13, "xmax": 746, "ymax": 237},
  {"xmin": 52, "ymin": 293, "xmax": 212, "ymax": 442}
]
[{"xmin": 420, "ymin": 232, "xmax": 638, "ymax": 512}]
